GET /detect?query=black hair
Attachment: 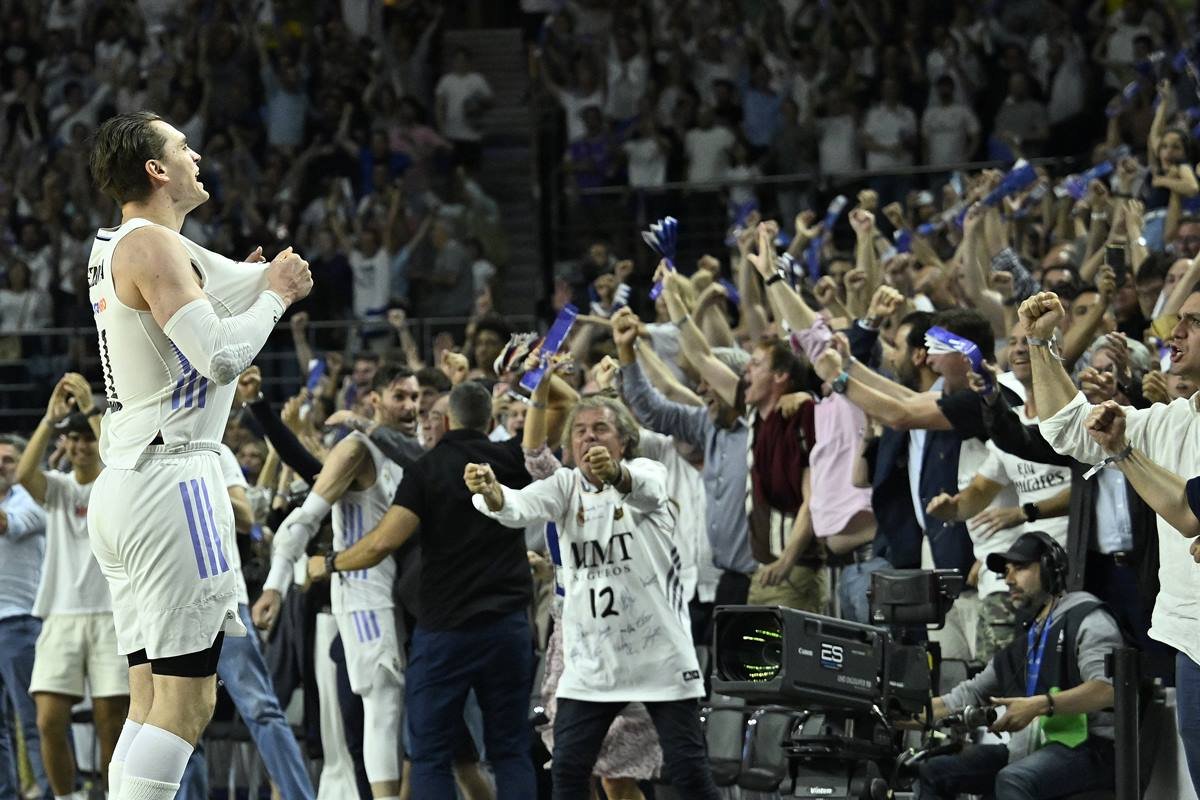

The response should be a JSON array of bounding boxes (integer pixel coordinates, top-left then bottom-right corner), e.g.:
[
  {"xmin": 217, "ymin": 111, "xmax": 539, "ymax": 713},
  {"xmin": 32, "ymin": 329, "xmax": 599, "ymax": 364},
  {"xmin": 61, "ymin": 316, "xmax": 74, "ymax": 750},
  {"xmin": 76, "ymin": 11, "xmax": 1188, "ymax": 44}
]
[
  {"xmin": 370, "ymin": 363, "xmax": 415, "ymax": 393},
  {"xmin": 415, "ymin": 366, "xmax": 451, "ymax": 393},
  {"xmin": 930, "ymin": 308, "xmax": 995, "ymax": 361},
  {"xmin": 1134, "ymin": 251, "xmax": 1169, "ymax": 285},
  {"xmin": 900, "ymin": 311, "xmax": 936, "ymax": 351},
  {"xmin": 448, "ymin": 381, "xmax": 492, "ymax": 432}
]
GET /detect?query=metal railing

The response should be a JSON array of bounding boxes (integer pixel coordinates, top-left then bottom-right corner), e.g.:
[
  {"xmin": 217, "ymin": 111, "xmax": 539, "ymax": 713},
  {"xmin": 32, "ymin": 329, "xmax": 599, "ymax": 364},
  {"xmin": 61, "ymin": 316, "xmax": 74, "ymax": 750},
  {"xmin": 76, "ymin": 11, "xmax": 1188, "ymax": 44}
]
[
  {"xmin": 545, "ymin": 155, "xmax": 1082, "ymax": 265},
  {"xmin": 0, "ymin": 314, "xmax": 539, "ymax": 432}
]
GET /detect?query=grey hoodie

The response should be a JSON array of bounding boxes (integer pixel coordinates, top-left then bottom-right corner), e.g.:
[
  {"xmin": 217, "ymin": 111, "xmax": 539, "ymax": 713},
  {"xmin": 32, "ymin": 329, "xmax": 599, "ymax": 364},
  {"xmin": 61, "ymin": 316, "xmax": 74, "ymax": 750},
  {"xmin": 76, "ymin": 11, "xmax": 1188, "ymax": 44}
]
[{"xmin": 939, "ymin": 591, "xmax": 1123, "ymax": 759}]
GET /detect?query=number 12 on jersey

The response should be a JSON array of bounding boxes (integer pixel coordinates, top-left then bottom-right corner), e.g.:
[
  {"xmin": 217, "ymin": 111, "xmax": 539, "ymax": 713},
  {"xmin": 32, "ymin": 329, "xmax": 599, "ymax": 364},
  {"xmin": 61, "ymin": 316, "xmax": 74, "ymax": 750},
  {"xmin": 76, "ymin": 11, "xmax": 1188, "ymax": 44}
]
[{"xmin": 589, "ymin": 586, "xmax": 619, "ymax": 618}]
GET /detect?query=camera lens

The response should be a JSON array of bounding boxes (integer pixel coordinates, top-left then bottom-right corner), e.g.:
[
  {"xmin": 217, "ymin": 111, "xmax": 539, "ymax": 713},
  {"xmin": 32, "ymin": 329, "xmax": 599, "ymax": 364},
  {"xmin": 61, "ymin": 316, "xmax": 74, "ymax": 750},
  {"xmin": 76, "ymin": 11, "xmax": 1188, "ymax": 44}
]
[{"xmin": 716, "ymin": 610, "xmax": 783, "ymax": 683}]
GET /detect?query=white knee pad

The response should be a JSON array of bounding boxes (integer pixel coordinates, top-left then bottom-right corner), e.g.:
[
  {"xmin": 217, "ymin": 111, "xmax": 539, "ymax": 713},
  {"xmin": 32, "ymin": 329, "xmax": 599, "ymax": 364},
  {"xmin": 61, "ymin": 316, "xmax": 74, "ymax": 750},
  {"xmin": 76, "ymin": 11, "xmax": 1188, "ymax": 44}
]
[{"xmin": 361, "ymin": 678, "xmax": 403, "ymax": 783}]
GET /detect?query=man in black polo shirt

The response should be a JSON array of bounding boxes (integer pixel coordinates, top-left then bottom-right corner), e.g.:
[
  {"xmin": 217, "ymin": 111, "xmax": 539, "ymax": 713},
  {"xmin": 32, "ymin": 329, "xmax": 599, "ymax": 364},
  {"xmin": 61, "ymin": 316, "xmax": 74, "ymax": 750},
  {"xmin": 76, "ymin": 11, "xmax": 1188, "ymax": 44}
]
[{"xmin": 310, "ymin": 381, "xmax": 535, "ymax": 799}]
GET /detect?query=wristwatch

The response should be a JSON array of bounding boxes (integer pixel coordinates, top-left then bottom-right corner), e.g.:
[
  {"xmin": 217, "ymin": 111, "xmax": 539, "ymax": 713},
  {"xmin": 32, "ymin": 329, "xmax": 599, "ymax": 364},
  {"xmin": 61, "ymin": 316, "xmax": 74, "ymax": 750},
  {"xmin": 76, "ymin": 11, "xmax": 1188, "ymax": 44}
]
[
  {"xmin": 1022, "ymin": 502, "xmax": 1040, "ymax": 523},
  {"xmin": 831, "ymin": 371, "xmax": 851, "ymax": 394},
  {"xmin": 765, "ymin": 270, "xmax": 786, "ymax": 287},
  {"xmin": 325, "ymin": 551, "xmax": 341, "ymax": 575}
]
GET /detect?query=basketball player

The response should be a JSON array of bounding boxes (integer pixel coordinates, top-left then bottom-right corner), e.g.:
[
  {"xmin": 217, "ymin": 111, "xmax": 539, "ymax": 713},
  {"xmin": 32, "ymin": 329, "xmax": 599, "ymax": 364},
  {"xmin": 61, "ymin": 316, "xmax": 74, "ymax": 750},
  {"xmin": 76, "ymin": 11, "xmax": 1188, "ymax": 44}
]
[
  {"xmin": 252, "ymin": 364, "xmax": 422, "ymax": 800},
  {"xmin": 86, "ymin": 111, "xmax": 312, "ymax": 800}
]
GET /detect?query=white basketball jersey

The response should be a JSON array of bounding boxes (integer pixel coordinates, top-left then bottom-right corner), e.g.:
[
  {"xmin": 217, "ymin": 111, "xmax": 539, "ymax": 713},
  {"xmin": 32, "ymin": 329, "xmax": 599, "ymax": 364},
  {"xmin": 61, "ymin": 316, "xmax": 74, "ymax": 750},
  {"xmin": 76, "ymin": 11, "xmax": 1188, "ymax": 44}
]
[
  {"xmin": 87, "ymin": 218, "xmax": 271, "ymax": 468},
  {"xmin": 331, "ymin": 433, "xmax": 403, "ymax": 613}
]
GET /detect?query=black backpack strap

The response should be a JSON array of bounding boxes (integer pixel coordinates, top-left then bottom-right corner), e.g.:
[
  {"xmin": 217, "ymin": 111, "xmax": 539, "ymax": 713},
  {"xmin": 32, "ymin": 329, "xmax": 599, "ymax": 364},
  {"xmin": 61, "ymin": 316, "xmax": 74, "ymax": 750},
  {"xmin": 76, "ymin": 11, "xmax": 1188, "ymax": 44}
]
[{"xmin": 1061, "ymin": 599, "xmax": 1106, "ymax": 690}]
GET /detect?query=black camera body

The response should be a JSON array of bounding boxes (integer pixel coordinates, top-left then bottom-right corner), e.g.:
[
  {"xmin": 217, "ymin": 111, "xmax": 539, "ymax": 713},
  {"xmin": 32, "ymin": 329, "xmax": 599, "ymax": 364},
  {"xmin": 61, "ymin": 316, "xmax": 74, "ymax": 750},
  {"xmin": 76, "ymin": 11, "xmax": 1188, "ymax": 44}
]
[{"xmin": 707, "ymin": 569, "xmax": 964, "ymax": 798}]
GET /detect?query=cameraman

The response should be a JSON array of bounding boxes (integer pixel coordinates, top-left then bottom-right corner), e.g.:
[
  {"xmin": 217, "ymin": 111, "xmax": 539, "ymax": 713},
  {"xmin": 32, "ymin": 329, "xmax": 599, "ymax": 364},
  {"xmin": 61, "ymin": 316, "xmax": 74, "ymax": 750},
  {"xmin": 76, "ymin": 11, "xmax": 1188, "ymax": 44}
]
[{"xmin": 918, "ymin": 532, "xmax": 1123, "ymax": 799}]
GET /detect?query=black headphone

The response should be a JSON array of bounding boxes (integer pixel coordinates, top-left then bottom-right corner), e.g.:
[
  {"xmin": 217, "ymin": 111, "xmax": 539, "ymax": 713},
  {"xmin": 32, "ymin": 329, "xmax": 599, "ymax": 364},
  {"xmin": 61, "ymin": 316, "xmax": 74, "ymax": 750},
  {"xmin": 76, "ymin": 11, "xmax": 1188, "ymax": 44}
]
[{"xmin": 1025, "ymin": 530, "xmax": 1069, "ymax": 596}]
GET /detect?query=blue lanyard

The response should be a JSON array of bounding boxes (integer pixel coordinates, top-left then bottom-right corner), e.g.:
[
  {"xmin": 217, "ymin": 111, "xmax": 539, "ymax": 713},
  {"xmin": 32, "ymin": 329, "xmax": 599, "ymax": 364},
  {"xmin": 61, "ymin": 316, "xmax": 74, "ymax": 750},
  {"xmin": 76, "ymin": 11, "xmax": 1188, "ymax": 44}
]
[{"xmin": 1026, "ymin": 612, "xmax": 1053, "ymax": 697}]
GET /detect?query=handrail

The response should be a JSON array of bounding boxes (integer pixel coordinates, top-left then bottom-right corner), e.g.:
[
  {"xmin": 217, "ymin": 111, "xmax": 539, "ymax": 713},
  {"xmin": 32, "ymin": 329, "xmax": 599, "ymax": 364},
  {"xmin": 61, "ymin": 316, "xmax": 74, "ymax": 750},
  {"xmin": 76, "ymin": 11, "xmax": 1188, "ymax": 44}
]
[{"xmin": 559, "ymin": 154, "xmax": 1081, "ymax": 198}]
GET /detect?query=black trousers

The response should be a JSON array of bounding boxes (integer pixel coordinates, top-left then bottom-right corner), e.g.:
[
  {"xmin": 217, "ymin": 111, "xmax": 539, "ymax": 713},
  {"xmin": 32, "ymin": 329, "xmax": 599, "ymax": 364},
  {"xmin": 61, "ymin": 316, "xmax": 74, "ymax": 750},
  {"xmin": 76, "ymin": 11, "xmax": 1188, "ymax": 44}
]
[{"xmin": 550, "ymin": 697, "xmax": 720, "ymax": 800}]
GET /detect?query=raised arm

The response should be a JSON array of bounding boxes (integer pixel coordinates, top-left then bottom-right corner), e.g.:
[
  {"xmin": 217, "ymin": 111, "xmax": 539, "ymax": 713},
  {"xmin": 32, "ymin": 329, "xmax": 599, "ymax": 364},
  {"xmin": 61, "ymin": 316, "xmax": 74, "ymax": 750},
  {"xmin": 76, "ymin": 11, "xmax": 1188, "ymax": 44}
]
[
  {"xmin": 663, "ymin": 272, "xmax": 741, "ymax": 408},
  {"xmin": 18, "ymin": 377, "xmax": 73, "ymax": 505},
  {"xmin": 745, "ymin": 223, "xmax": 818, "ymax": 331},
  {"xmin": 466, "ymin": 462, "xmax": 570, "ymax": 526},
  {"xmin": 813, "ymin": 346, "xmax": 951, "ymax": 431},
  {"xmin": 1019, "ymin": 292, "xmax": 1087, "ymax": 421},
  {"xmin": 614, "ymin": 312, "xmax": 708, "ymax": 448}
]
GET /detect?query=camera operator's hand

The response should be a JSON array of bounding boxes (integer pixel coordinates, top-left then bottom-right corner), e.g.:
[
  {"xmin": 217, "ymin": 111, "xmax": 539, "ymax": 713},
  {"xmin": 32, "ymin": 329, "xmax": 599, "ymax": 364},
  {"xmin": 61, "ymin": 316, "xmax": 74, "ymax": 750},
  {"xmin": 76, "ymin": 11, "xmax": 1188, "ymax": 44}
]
[{"xmin": 988, "ymin": 695, "xmax": 1050, "ymax": 733}]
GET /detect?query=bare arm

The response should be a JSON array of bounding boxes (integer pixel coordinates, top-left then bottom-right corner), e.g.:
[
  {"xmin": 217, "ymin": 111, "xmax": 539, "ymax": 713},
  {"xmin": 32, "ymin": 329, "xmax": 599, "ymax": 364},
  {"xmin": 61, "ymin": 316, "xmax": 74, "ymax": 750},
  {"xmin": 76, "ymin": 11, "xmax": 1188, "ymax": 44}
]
[
  {"xmin": 228, "ymin": 485, "xmax": 253, "ymax": 535},
  {"xmin": 16, "ymin": 419, "xmax": 51, "ymax": 506},
  {"xmin": 635, "ymin": 339, "xmax": 704, "ymax": 407},
  {"xmin": 665, "ymin": 279, "xmax": 741, "ymax": 408},
  {"xmin": 334, "ymin": 505, "xmax": 420, "ymax": 571},
  {"xmin": 118, "ymin": 227, "xmax": 307, "ymax": 385},
  {"xmin": 814, "ymin": 349, "xmax": 950, "ymax": 431},
  {"xmin": 927, "ymin": 473, "xmax": 1005, "ymax": 521}
]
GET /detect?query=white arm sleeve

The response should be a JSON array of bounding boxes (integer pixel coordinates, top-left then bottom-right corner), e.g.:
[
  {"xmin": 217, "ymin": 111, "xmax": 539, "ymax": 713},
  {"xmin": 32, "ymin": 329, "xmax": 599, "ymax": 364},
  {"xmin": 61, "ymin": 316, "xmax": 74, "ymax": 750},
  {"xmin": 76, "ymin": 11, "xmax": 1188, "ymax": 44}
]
[
  {"xmin": 263, "ymin": 492, "xmax": 332, "ymax": 596},
  {"xmin": 163, "ymin": 292, "xmax": 287, "ymax": 385}
]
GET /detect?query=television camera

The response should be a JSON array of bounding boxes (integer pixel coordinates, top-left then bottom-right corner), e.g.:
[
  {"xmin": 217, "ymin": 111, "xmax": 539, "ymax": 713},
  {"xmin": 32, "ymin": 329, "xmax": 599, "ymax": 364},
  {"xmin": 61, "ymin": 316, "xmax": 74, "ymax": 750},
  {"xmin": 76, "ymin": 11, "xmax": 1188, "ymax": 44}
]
[{"xmin": 709, "ymin": 569, "xmax": 964, "ymax": 798}]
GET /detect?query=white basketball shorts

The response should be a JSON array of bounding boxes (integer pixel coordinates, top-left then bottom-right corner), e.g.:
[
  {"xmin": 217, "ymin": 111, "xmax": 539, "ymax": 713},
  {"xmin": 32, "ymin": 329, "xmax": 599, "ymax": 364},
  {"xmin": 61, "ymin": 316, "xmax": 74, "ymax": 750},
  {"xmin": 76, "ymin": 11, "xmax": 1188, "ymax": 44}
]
[
  {"xmin": 88, "ymin": 444, "xmax": 246, "ymax": 659},
  {"xmin": 334, "ymin": 607, "xmax": 403, "ymax": 695}
]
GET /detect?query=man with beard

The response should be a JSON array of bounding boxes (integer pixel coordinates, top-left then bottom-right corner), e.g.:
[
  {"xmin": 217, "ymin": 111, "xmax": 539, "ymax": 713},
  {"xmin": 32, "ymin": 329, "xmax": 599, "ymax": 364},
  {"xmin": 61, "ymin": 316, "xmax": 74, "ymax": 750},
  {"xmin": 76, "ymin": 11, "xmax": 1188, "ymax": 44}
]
[
  {"xmin": 824, "ymin": 305, "xmax": 1024, "ymax": 660},
  {"xmin": 252, "ymin": 364, "xmax": 421, "ymax": 800},
  {"xmin": 616, "ymin": 310, "xmax": 759, "ymax": 642},
  {"xmin": 916, "ymin": 532, "xmax": 1122, "ymax": 799}
]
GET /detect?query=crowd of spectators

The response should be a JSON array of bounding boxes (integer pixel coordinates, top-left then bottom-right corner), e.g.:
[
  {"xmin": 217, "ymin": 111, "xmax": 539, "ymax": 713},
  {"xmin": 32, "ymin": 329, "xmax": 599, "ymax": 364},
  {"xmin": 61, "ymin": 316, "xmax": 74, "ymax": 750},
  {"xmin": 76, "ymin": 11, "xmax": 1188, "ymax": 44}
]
[
  {"xmin": 540, "ymin": 0, "xmax": 1179, "ymax": 220},
  {"xmin": 0, "ymin": 0, "xmax": 509, "ymax": 397},
  {"xmin": 11, "ymin": 0, "xmax": 1200, "ymax": 797}
]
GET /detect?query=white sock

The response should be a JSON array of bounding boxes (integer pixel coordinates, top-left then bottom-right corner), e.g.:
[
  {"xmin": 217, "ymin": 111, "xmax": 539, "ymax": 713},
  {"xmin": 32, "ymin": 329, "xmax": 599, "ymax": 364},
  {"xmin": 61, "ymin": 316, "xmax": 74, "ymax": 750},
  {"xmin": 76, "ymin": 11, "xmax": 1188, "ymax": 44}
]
[
  {"xmin": 55, "ymin": 792, "xmax": 87, "ymax": 800},
  {"xmin": 119, "ymin": 775, "xmax": 180, "ymax": 800},
  {"xmin": 109, "ymin": 719, "xmax": 142, "ymax": 798},
  {"xmin": 121, "ymin": 723, "xmax": 192, "ymax": 789},
  {"xmin": 376, "ymin": 796, "xmax": 400, "ymax": 800}
]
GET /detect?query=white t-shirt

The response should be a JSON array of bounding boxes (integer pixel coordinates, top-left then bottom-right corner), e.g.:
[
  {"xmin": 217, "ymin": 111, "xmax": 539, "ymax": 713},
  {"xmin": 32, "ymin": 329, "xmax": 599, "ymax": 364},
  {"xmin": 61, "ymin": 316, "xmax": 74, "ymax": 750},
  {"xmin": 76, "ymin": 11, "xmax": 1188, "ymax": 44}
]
[
  {"xmin": 434, "ymin": 72, "xmax": 493, "ymax": 141},
  {"xmin": 218, "ymin": 444, "xmax": 251, "ymax": 605},
  {"xmin": 973, "ymin": 408, "xmax": 1070, "ymax": 596},
  {"xmin": 557, "ymin": 89, "xmax": 605, "ymax": 143},
  {"xmin": 817, "ymin": 114, "xmax": 860, "ymax": 175},
  {"xmin": 958, "ymin": 436, "xmax": 1020, "ymax": 598},
  {"xmin": 33, "ymin": 471, "xmax": 111, "ymax": 617},
  {"xmin": 684, "ymin": 125, "xmax": 735, "ymax": 183},
  {"xmin": 921, "ymin": 103, "xmax": 980, "ymax": 167},
  {"xmin": 622, "ymin": 137, "xmax": 667, "ymax": 188},
  {"xmin": 349, "ymin": 248, "xmax": 392, "ymax": 320},
  {"xmin": 862, "ymin": 103, "xmax": 917, "ymax": 170}
]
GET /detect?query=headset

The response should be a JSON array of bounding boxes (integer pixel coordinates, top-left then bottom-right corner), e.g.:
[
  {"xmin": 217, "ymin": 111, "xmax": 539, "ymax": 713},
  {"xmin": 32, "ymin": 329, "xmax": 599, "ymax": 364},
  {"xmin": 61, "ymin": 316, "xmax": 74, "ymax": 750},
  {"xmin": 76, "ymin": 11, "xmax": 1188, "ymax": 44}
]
[{"xmin": 1024, "ymin": 530, "xmax": 1069, "ymax": 596}]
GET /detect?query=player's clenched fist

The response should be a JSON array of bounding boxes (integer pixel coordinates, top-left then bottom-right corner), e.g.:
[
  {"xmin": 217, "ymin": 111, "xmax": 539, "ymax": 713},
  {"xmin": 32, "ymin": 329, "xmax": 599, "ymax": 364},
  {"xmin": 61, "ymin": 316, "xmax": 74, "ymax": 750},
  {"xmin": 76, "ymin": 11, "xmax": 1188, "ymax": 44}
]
[
  {"xmin": 267, "ymin": 246, "xmax": 313, "ymax": 305},
  {"xmin": 1016, "ymin": 291, "xmax": 1065, "ymax": 340}
]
